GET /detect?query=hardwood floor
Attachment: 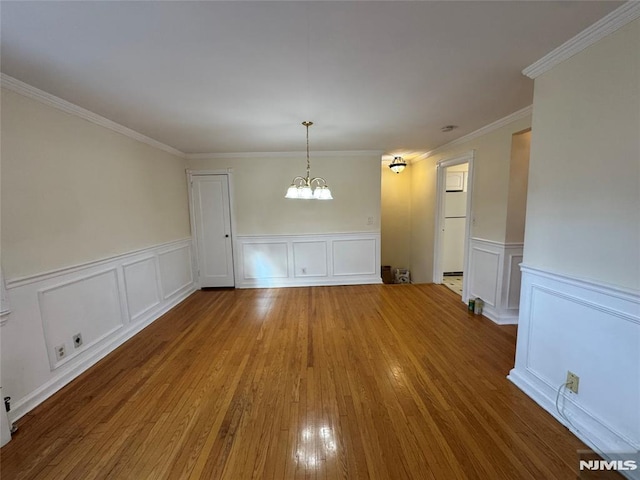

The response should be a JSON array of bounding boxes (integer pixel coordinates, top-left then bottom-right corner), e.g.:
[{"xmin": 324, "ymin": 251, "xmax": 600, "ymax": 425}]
[{"xmin": 1, "ymin": 284, "xmax": 587, "ymax": 479}]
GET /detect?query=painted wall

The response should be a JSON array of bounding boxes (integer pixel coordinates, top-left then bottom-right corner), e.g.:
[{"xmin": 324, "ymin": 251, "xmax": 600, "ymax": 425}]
[
  {"xmin": 188, "ymin": 154, "xmax": 381, "ymax": 236},
  {"xmin": 0, "ymin": 87, "xmax": 195, "ymax": 424},
  {"xmin": 380, "ymin": 162, "xmax": 411, "ymax": 269},
  {"xmin": 524, "ymin": 19, "xmax": 639, "ymax": 290},
  {"xmin": 410, "ymin": 115, "xmax": 532, "ymax": 283},
  {"xmin": 505, "ymin": 130, "xmax": 531, "ymax": 244},
  {"xmin": 1, "ymin": 88, "xmax": 191, "ymax": 280},
  {"xmin": 510, "ymin": 17, "xmax": 640, "ymax": 460}
]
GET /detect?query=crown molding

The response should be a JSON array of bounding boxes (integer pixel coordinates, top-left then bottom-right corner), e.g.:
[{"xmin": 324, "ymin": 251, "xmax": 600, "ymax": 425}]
[
  {"xmin": 417, "ymin": 105, "xmax": 532, "ymax": 162},
  {"xmin": 1, "ymin": 73, "xmax": 186, "ymax": 158},
  {"xmin": 185, "ymin": 150, "xmax": 384, "ymax": 160},
  {"xmin": 523, "ymin": 1, "xmax": 640, "ymax": 79}
]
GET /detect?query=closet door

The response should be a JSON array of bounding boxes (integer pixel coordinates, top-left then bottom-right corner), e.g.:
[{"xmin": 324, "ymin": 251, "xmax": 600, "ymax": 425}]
[{"xmin": 191, "ymin": 175, "xmax": 234, "ymax": 287}]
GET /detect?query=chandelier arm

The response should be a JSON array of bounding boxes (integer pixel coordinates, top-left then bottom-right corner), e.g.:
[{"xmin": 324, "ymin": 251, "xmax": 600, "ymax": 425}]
[
  {"xmin": 310, "ymin": 177, "xmax": 328, "ymax": 187},
  {"xmin": 291, "ymin": 176, "xmax": 307, "ymax": 186}
]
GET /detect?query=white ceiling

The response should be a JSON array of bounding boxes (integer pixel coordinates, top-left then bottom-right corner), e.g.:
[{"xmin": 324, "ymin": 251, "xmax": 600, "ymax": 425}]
[{"xmin": 0, "ymin": 1, "xmax": 621, "ymax": 157}]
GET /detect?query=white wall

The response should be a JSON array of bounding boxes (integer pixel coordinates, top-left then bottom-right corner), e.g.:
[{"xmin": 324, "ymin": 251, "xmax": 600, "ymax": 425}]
[
  {"xmin": 511, "ymin": 17, "xmax": 640, "ymax": 461},
  {"xmin": 188, "ymin": 153, "xmax": 381, "ymax": 236},
  {"xmin": 0, "ymin": 87, "xmax": 194, "ymax": 424},
  {"xmin": 1, "ymin": 88, "xmax": 191, "ymax": 279}
]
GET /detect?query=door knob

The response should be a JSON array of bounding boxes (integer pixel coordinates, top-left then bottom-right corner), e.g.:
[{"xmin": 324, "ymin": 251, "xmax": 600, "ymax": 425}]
[{"xmin": 225, "ymin": 234, "xmax": 229, "ymax": 238}]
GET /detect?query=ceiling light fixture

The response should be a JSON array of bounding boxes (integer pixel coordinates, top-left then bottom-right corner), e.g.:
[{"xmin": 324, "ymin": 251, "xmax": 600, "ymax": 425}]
[
  {"xmin": 389, "ymin": 156, "xmax": 407, "ymax": 174},
  {"xmin": 285, "ymin": 121, "xmax": 333, "ymax": 200}
]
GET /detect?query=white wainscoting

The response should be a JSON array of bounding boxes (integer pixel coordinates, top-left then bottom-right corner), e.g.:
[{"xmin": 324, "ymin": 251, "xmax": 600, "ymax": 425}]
[
  {"xmin": 467, "ymin": 238, "xmax": 523, "ymax": 324},
  {"xmin": 235, "ymin": 232, "xmax": 381, "ymax": 288},
  {"xmin": 509, "ymin": 266, "xmax": 640, "ymax": 471},
  {"xmin": 1, "ymin": 238, "xmax": 195, "ymax": 422}
]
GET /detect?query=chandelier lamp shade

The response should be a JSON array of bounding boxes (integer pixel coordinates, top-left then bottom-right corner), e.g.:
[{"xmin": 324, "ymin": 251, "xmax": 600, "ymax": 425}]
[
  {"xmin": 285, "ymin": 121, "xmax": 333, "ymax": 200},
  {"xmin": 389, "ymin": 156, "xmax": 407, "ymax": 174}
]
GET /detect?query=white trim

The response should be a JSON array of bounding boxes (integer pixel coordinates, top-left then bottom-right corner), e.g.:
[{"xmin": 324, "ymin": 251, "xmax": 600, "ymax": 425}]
[
  {"xmin": 433, "ymin": 151, "xmax": 475, "ymax": 305},
  {"xmin": 509, "ymin": 266, "xmax": 640, "ymax": 464},
  {"xmin": 418, "ymin": 106, "xmax": 532, "ymax": 161},
  {"xmin": 470, "ymin": 237, "xmax": 525, "ymax": 248},
  {"xmin": 187, "ymin": 171, "xmax": 237, "ymax": 288},
  {"xmin": 158, "ymin": 245, "xmax": 194, "ymax": 299},
  {"xmin": 8, "ymin": 286, "xmax": 195, "ymax": 423},
  {"xmin": 520, "ymin": 264, "xmax": 640, "ymax": 301},
  {"xmin": 234, "ymin": 231, "xmax": 377, "ymax": 240},
  {"xmin": 465, "ymin": 239, "xmax": 524, "ymax": 325},
  {"xmin": 6, "ymin": 237, "xmax": 191, "ymax": 289},
  {"xmin": 235, "ymin": 232, "xmax": 381, "ymax": 289},
  {"xmin": 122, "ymin": 256, "xmax": 161, "ymax": 322},
  {"xmin": 523, "ymin": 2, "xmax": 640, "ymax": 79},
  {"xmin": 507, "ymin": 370, "xmax": 639, "ymax": 457},
  {"xmin": 185, "ymin": 150, "xmax": 383, "ymax": 160},
  {"xmin": 187, "ymin": 168, "xmax": 234, "ymax": 176},
  {"xmin": 0, "ymin": 74, "xmax": 185, "ymax": 158}
]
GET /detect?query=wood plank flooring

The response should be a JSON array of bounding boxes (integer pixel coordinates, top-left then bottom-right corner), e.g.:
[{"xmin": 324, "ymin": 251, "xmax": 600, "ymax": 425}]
[{"xmin": 1, "ymin": 284, "xmax": 587, "ymax": 479}]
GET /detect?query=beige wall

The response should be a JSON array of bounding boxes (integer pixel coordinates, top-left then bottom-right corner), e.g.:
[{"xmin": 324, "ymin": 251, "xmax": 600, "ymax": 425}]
[
  {"xmin": 505, "ymin": 130, "xmax": 531, "ymax": 243},
  {"xmin": 409, "ymin": 157, "xmax": 437, "ymax": 283},
  {"xmin": 410, "ymin": 115, "xmax": 532, "ymax": 283},
  {"xmin": 188, "ymin": 153, "xmax": 381, "ymax": 236},
  {"xmin": 524, "ymin": 19, "xmax": 639, "ymax": 290},
  {"xmin": 1, "ymin": 89, "xmax": 191, "ymax": 279},
  {"xmin": 381, "ymin": 163, "xmax": 411, "ymax": 269}
]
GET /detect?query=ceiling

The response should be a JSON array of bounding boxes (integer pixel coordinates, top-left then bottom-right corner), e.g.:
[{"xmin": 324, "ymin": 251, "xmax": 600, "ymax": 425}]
[{"xmin": 0, "ymin": 1, "xmax": 621, "ymax": 157}]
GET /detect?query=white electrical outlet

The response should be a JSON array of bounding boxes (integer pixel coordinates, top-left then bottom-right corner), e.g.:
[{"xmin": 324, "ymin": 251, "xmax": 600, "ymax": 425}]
[
  {"xmin": 55, "ymin": 344, "xmax": 66, "ymax": 361},
  {"xmin": 367, "ymin": 216, "xmax": 374, "ymax": 225},
  {"xmin": 73, "ymin": 333, "xmax": 83, "ymax": 349}
]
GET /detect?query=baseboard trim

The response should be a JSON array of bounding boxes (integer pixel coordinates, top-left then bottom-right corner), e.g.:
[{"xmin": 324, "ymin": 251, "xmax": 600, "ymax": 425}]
[
  {"xmin": 481, "ymin": 304, "xmax": 519, "ymax": 325},
  {"xmin": 237, "ymin": 277, "xmax": 382, "ymax": 289},
  {"xmin": 508, "ymin": 368, "xmax": 639, "ymax": 478},
  {"xmin": 9, "ymin": 285, "xmax": 196, "ymax": 422}
]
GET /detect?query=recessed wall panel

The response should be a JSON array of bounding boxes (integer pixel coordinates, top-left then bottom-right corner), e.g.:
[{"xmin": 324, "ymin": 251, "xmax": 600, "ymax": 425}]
[
  {"xmin": 333, "ymin": 239, "xmax": 376, "ymax": 276},
  {"xmin": 243, "ymin": 243, "xmax": 288, "ymax": 279}
]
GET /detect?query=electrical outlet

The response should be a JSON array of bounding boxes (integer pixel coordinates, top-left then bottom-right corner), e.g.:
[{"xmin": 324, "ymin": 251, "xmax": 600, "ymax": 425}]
[
  {"xmin": 367, "ymin": 216, "xmax": 374, "ymax": 225},
  {"xmin": 55, "ymin": 344, "xmax": 66, "ymax": 361},
  {"xmin": 566, "ymin": 371, "xmax": 579, "ymax": 394},
  {"xmin": 73, "ymin": 333, "xmax": 83, "ymax": 348}
]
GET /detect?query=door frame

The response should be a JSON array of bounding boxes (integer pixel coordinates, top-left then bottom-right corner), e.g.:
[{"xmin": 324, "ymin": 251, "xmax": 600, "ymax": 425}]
[
  {"xmin": 433, "ymin": 151, "xmax": 475, "ymax": 303},
  {"xmin": 186, "ymin": 169, "xmax": 237, "ymax": 288}
]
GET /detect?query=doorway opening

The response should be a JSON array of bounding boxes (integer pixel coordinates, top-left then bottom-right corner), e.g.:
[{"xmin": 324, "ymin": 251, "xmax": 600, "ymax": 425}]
[{"xmin": 433, "ymin": 152, "xmax": 474, "ymax": 301}]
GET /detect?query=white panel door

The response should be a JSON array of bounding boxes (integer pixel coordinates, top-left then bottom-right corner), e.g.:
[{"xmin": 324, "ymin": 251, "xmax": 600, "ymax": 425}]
[{"xmin": 192, "ymin": 175, "xmax": 234, "ymax": 287}]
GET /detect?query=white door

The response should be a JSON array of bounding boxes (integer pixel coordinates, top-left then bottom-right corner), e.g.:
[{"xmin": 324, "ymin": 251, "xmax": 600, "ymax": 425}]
[{"xmin": 191, "ymin": 174, "xmax": 234, "ymax": 287}]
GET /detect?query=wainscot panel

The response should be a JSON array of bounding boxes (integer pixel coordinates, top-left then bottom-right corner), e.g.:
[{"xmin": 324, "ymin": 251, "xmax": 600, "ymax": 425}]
[
  {"xmin": 235, "ymin": 232, "xmax": 381, "ymax": 288},
  {"xmin": 467, "ymin": 238, "xmax": 523, "ymax": 324},
  {"xmin": 509, "ymin": 265, "xmax": 640, "ymax": 466},
  {"xmin": 0, "ymin": 238, "xmax": 195, "ymax": 422}
]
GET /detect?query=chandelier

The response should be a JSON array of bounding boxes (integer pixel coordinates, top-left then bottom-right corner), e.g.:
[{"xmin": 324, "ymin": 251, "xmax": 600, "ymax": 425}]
[{"xmin": 285, "ymin": 121, "xmax": 333, "ymax": 200}]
